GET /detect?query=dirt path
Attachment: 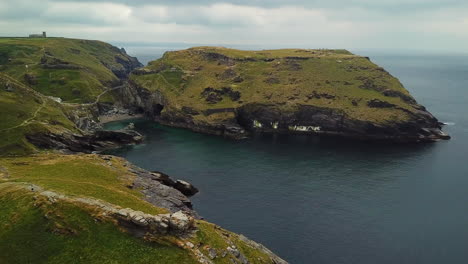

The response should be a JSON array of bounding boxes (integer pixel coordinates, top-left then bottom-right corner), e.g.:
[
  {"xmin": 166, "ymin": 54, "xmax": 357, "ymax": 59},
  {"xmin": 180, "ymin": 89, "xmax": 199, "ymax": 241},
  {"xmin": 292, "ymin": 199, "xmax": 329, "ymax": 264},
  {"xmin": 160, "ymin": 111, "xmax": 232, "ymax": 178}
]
[
  {"xmin": 0, "ymin": 73, "xmax": 48, "ymax": 132},
  {"xmin": 0, "ymin": 167, "xmax": 9, "ymax": 180},
  {"xmin": 0, "ymin": 99, "xmax": 46, "ymax": 132},
  {"xmin": 62, "ymin": 84, "xmax": 125, "ymax": 107}
]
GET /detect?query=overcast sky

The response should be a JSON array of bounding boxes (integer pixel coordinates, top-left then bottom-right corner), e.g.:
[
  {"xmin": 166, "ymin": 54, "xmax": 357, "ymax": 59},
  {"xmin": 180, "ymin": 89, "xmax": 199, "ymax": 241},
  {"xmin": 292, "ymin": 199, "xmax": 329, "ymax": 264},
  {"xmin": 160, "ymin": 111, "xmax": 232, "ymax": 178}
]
[{"xmin": 1, "ymin": 0, "xmax": 467, "ymax": 52}]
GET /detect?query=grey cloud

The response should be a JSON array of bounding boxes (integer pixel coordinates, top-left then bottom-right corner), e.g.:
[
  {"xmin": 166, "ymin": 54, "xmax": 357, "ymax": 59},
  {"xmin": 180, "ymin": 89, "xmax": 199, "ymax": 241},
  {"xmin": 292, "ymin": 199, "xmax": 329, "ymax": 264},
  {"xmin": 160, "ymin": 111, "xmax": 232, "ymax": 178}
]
[{"xmin": 47, "ymin": 0, "xmax": 468, "ymax": 11}]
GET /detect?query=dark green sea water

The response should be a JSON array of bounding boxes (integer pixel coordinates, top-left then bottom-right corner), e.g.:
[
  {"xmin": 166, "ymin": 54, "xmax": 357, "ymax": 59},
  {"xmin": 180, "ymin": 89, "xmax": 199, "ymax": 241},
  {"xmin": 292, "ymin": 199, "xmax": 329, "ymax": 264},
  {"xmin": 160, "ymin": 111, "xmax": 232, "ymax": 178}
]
[{"xmin": 105, "ymin": 51, "xmax": 468, "ymax": 264}]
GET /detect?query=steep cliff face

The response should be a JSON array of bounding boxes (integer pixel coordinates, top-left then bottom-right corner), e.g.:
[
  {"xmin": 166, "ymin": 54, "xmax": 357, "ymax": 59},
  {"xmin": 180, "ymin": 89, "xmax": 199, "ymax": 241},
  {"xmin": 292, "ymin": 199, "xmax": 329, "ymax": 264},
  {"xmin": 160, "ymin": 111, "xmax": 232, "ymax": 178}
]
[{"xmin": 124, "ymin": 47, "xmax": 449, "ymax": 142}]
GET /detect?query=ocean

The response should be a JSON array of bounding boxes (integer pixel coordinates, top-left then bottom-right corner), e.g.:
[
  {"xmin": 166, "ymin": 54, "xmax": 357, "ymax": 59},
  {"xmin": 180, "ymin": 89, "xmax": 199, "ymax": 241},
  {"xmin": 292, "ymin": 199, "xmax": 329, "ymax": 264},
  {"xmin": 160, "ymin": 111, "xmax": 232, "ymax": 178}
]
[{"xmin": 105, "ymin": 47, "xmax": 468, "ymax": 264}]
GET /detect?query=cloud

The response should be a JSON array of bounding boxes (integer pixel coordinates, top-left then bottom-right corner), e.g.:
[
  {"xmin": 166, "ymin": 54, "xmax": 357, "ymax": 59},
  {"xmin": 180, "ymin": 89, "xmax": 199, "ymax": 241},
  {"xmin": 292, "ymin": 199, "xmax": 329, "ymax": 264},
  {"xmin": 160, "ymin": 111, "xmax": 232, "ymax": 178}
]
[
  {"xmin": 0, "ymin": 0, "xmax": 467, "ymax": 52},
  {"xmin": 43, "ymin": 2, "xmax": 132, "ymax": 25}
]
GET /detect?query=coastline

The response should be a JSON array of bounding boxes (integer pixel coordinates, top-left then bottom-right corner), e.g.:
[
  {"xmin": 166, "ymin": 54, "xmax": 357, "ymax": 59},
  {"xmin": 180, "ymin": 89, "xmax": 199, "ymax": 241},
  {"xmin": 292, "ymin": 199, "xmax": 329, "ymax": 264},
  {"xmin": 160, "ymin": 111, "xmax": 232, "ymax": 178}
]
[{"xmin": 99, "ymin": 113, "xmax": 145, "ymax": 124}]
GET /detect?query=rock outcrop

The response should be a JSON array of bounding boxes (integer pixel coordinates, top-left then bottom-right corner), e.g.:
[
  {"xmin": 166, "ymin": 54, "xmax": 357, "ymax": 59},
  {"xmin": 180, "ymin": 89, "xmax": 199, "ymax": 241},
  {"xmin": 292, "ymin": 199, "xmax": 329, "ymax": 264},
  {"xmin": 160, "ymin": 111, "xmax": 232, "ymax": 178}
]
[
  {"xmin": 23, "ymin": 183, "xmax": 196, "ymax": 237},
  {"xmin": 127, "ymin": 165, "xmax": 197, "ymax": 215},
  {"xmin": 26, "ymin": 128, "xmax": 143, "ymax": 153}
]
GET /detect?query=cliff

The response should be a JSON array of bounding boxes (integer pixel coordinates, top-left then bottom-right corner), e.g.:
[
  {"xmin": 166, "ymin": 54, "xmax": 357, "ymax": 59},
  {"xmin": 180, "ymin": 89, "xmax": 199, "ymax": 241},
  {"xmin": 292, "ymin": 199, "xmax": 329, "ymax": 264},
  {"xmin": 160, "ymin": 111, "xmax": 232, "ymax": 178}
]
[{"xmin": 122, "ymin": 47, "xmax": 449, "ymax": 142}]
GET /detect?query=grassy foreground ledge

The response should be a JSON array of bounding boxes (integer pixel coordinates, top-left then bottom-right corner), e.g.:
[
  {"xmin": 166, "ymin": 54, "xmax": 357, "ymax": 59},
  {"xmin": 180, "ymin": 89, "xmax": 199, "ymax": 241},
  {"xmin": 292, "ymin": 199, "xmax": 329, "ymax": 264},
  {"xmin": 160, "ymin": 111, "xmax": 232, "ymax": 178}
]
[{"xmin": 0, "ymin": 154, "xmax": 286, "ymax": 264}]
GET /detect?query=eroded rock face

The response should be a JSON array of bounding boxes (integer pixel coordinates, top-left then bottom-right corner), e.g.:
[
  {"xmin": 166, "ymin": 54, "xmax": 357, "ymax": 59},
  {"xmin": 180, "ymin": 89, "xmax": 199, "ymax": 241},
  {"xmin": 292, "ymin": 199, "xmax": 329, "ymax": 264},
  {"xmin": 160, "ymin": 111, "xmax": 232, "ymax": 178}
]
[
  {"xmin": 129, "ymin": 165, "xmax": 197, "ymax": 216},
  {"xmin": 24, "ymin": 183, "xmax": 195, "ymax": 237},
  {"xmin": 174, "ymin": 180, "xmax": 199, "ymax": 196},
  {"xmin": 26, "ymin": 128, "xmax": 143, "ymax": 154}
]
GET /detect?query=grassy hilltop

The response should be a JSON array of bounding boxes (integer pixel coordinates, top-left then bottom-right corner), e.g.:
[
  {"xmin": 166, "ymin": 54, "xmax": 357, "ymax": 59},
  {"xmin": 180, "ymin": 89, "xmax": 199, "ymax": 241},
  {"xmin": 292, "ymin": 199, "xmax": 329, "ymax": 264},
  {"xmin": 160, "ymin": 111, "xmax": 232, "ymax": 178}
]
[
  {"xmin": 0, "ymin": 37, "xmax": 141, "ymax": 155},
  {"xmin": 0, "ymin": 73, "xmax": 78, "ymax": 155},
  {"xmin": 0, "ymin": 37, "xmax": 140, "ymax": 103},
  {"xmin": 132, "ymin": 47, "xmax": 414, "ymax": 124},
  {"xmin": 127, "ymin": 47, "xmax": 447, "ymax": 141}
]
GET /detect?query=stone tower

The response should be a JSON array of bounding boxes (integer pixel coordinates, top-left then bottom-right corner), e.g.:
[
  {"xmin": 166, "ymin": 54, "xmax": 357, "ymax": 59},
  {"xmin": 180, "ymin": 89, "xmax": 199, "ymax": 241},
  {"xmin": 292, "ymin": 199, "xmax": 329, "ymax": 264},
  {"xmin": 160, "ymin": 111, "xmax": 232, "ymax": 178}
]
[{"xmin": 42, "ymin": 32, "xmax": 47, "ymax": 38}]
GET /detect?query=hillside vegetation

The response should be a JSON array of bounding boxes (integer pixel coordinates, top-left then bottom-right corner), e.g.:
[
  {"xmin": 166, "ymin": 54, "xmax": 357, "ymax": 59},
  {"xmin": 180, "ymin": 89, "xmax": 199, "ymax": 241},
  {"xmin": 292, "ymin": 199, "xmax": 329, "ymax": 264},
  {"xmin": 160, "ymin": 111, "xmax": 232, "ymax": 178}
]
[
  {"xmin": 0, "ymin": 73, "xmax": 77, "ymax": 155},
  {"xmin": 0, "ymin": 37, "xmax": 140, "ymax": 103},
  {"xmin": 0, "ymin": 37, "xmax": 142, "ymax": 155},
  {"xmin": 132, "ymin": 47, "xmax": 414, "ymax": 124}
]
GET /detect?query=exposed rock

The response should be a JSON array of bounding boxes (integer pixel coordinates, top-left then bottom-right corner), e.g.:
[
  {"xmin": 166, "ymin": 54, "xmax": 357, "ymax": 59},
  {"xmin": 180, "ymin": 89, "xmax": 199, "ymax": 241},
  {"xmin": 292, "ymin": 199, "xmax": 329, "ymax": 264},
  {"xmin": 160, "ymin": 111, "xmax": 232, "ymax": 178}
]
[
  {"xmin": 201, "ymin": 87, "xmax": 241, "ymax": 103},
  {"xmin": 218, "ymin": 69, "xmax": 237, "ymax": 80},
  {"xmin": 174, "ymin": 180, "xmax": 199, "ymax": 196},
  {"xmin": 124, "ymin": 122, "xmax": 135, "ymax": 130},
  {"xmin": 149, "ymin": 171, "xmax": 177, "ymax": 186},
  {"xmin": 132, "ymin": 68, "xmax": 158, "ymax": 75},
  {"xmin": 233, "ymin": 76, "xmax": 244, "ymax": 83},
  {"xmin": 306, "ymin": 91, "xmax": 336, "ymax": 100},
  {"xmin": 202, "ymin": 52, "xmax": 235, "ymax": 66},
  {"xmin": 264, "ymin": 77, "xmax": 280, "ymax": 84},
  {"xmin": 182, "ymin": 106, "xmax": 200, "ymax": 115},
  {"xmin": 227, "ymin": 246, "xmax": 250, "ymax": 264},
  {"xmin": 4, "ymin": 81, "xmax": 14, "ymax": 92},
  {"xmin": 382, "ymin": 89, "xmax": 416, "ymax": 103},
  {"xmin": 168, "ymin": 211, "xmax": 195, "ymax": 233},
  {"xmin": 26, "ymin": 128, "xmax": 143, "ymax": 153},
  {"xmin": 23, "ymin": 73, "xmax": 38, "ymax": 85},
  {"xmin": 367, "ymin": 99, "xmax": 396, "ymax": 108},
  {"xmin": 111, "ymin": 55, "xmax": 143, "ymax": 79},
  {"xmin": 40, "ymin": 56, "xmax": 82, "ymax": 69},
  {"xmin": 208, "ymin": 248, "xmax": 218, "ymax": 259},
  {"xmin": 131, "ymin": 166, "xmax": 197, "ymax": 215},
  {"xmin": 23, "ymin": 184, "xmax": 194, "ymax": 237}
]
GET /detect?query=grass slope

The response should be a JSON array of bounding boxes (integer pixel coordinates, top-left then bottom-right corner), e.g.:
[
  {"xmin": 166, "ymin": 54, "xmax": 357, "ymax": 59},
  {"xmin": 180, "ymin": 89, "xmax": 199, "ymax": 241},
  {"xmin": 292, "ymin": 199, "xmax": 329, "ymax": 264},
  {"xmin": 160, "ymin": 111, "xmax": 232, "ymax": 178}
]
[
  {"xmin": 0, "ymin": 183, "xmax": 198, "ymax": 264},
  {"xmin": 132, "ymin": 47, "xmax": 418, "ymax": 125},
  {"xmin": 0, "ymin": 154, "xmax": 281, "ymax": 264},
  {"xmin": 0, "ymin": 37, "xmax": 138, "ymax": 103},
  {"xmin": 0, "ymin": 73, "xmax": 78, "ymax": 155}
]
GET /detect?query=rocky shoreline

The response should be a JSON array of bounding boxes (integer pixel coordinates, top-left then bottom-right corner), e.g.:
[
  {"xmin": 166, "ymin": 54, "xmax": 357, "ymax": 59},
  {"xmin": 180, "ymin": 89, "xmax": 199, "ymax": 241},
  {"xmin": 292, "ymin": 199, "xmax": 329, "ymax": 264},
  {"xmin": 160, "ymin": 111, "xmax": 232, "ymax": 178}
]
[
  {"xmin": 99, "ymin": 113, "xmax": 144, "ymax": 124},
  {"xmin": 117, "ymin": 80, "xmax": 450, "ymax": 143}
]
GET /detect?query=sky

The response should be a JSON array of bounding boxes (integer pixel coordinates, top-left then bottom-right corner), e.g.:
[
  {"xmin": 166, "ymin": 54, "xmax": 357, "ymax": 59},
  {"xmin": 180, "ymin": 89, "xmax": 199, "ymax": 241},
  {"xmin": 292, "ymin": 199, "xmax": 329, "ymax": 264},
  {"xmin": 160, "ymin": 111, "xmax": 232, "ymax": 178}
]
[{"xmin": 1, "ymin": 0, "xmax": 467, "ymax": 52}]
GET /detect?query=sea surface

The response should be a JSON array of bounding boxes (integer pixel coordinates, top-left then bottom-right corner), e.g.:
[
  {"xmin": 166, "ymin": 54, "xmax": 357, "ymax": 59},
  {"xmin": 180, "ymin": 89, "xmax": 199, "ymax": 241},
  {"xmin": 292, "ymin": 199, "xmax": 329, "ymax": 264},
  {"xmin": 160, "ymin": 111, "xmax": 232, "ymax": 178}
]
[{"xmin": 105, "ymin": 48, "xmax": 468, "ymax": 264}]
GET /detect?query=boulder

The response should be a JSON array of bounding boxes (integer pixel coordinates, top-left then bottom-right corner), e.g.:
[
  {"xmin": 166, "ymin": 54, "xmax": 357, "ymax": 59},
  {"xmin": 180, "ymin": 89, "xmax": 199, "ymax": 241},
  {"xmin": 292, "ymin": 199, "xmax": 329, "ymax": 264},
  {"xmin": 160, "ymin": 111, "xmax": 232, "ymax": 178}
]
[
  {"xmin": 174, "ymin": 180, "xmax": 199, "ymax": 196},
  {"xmin": 367, "ymin": 99, "xmax": 396, "ymax": 108},
  {"xmin": 169, "ymin": 211, "xmax": 194, "ymax": 232}
]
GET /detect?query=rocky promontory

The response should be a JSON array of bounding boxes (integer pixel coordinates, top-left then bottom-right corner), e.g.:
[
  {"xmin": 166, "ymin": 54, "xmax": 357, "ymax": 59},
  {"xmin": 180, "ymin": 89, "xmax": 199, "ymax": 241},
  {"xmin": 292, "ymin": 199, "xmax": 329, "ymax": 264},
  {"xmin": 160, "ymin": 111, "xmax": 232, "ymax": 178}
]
[{"xmin": 121, "ymin": 47, "xmax": 449, "ymax": 142}]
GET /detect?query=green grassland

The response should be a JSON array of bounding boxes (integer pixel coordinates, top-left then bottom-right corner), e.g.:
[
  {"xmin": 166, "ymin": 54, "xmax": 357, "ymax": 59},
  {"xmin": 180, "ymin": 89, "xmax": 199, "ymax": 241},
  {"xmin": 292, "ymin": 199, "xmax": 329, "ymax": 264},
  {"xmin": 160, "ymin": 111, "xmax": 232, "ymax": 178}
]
[
  {"xmin": 132, "ymin": 47, "xmax": 417, "ymax": 125},
  {"xmin": 0, "ymin": 73, "xmax": 78, "ymax": 155},
  {"xmin": 0, "ymin": 184, "xmax": 198, "ymax": 264},
  {"xmin": 0, "ymin": 37, "xmax": 137, "ymax": 103},
  {"xmin": 0, "ymin": 37, "xmax": 141, "ymax": 156},
  {"xmin": 0, "ymin": 154, "xmax": 280, "ymax": 263}
]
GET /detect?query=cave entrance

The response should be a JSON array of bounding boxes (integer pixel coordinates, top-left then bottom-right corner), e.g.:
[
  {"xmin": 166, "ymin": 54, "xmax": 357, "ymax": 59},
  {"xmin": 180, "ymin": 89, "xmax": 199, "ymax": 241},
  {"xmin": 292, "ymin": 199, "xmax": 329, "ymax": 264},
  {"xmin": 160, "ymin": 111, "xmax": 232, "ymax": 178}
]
[{"xmin": 153, "ymin": 104, "xmax": 164, "ymax": 116}]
